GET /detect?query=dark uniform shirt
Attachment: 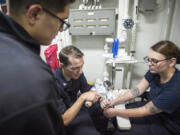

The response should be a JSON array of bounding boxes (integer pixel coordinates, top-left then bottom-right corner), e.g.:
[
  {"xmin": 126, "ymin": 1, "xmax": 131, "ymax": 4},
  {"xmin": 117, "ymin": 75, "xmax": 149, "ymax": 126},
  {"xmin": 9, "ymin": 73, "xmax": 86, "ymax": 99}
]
[
  {"xmin": 54, "ymin": 68, "xmax": 104, "ymax": 135},
  {"xmin": 0, "ymin": 11, "xmax": 64, "ymax": 135},
  {"xmin": 114, "ymin": 69, "xmax": 180, "ymax": 135},
  {"xmin": 54, "ymin": 67, "xmax": 103, "ymax": 114},
  {"xmin": 145, "ymin": 68, "xmax": 180, "ymax": 134}
]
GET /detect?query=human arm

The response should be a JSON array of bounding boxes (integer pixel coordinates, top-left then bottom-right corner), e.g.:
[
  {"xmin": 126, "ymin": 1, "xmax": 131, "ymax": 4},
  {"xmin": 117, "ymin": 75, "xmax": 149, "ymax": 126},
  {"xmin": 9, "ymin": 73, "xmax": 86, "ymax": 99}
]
[
  {"xmin": 77, "ymin": 73, "xmax": 103, "ymax": 112},
  {"xmin": 110, "ymin": 77, "xmax": 150, "ymax": 106},
  {"xmin": 0, "ymin": 101, "xmax": 65, "ymax": 135},
  {"xmin": 78, "ymin": 73, "xmax": 94, "ymax": 107},
  {"xmin": 104, "ymin": 101, "xmax": 162, "ymax": 118},
  {"xmin": 62, "ymin": 91, "xmax": 99, "ymax": 126}
]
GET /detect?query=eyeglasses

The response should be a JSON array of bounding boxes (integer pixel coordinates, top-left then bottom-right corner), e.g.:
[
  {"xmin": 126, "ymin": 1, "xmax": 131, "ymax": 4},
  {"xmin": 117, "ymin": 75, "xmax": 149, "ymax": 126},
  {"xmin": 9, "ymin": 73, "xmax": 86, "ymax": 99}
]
[
  {"xmin": 43, "ymin": 7, "xmax": 71, "ymax": 31},
  {"xmin": 143, "ymin": 56, "xmax": 170, "ymax": 64}
]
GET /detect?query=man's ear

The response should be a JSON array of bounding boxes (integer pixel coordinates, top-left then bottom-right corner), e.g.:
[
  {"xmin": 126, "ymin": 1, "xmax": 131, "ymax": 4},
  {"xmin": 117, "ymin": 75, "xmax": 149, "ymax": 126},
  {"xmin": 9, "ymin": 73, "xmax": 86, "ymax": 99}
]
[
  {"xmin": 26, "ymin": 4, "xmax": 43, "ymax": 25},
  {"xmin": 169, "ymin": 57, "xmax": 176, "ymax": 67}
]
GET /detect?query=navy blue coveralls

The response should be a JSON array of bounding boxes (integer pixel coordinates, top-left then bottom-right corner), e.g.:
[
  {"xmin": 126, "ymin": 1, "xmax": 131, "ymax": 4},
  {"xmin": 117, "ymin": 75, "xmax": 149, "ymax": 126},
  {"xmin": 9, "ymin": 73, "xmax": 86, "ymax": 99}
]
[
  {"xmin": 0, "ymin": 11, "xmax": 64, "ymax": 135},
  {"xmin": 54, "ymin": 68, "xmax": 109, "ymax": 135},
  {"xmin": 113, "ymin": 69, "xmax": 180, "ymax": 135}
]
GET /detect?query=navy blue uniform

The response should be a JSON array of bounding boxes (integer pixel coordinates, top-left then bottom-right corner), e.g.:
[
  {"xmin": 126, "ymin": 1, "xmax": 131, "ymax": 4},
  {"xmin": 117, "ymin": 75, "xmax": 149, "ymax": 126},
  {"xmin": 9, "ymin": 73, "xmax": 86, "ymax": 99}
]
[
  {"xmin": 0, "ymin": 12, "xmax": 64, "ymax": 135},
  {"xmin": 114, "ymin": 68, "xmax": 180, "ymax": 135},
  {"xmin": 54, "ymin": 68, "xmax": 109, "ymax": 135}
]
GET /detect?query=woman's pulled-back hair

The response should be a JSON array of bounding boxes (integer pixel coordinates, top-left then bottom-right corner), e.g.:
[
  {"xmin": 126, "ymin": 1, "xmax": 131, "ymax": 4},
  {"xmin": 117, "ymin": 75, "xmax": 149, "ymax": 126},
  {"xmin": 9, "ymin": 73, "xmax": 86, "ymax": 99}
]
[
  {"xmin": 59, "ymin": 45, "xmax": 84, "ymax": 66},
  {"xmin": 151, "ymin": 40, "xmax": 180, "ymax": 64}
]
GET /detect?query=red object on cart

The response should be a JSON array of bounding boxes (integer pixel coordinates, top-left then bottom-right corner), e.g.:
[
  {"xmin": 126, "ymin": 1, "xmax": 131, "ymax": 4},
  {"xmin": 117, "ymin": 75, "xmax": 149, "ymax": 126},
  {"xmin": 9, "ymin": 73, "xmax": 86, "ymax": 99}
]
[{"xmin": 44, "ymin": 44, "xmax": 59, "ymax": 72}]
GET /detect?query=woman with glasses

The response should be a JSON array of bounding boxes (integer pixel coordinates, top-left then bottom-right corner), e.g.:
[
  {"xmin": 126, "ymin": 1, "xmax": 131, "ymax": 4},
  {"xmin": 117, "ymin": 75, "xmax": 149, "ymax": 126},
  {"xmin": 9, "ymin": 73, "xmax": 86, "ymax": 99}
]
[{"xmin": 101, "ymin": 40, "xmax": 180, "ymax": 135}]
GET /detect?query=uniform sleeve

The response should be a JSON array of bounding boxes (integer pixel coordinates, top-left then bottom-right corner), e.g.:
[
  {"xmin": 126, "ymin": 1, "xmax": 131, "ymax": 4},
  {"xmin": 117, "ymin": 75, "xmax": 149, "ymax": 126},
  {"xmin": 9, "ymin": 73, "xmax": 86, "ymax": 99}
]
[
  {"xmin": 79, "ymin": 73, "xmax": 92, "ymax": 93},
  {"xmin": 0, "ymin": 101, "xmax": 65, "ymax": 135},
  {"xmin": 56, "ymin": 97, "xmax": 68, "ymax": 115},
  {"xmin": 144, "ymin": 70, "xmax": 157, "ymax": 83},
  {"xmin": 78, "ymin": 73, "xmax": 103, "ymax": 115},
  {"xmin": 152, "ymin": 85, "xmax": 180, "ymax": 113},
  {"xmin": 88, "ymin": 98, "xmax": 103, "ymax": 115}
]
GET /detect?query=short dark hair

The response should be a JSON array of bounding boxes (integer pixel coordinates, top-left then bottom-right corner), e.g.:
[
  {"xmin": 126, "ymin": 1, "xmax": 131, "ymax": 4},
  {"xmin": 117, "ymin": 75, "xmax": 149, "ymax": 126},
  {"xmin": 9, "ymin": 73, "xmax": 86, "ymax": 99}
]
[
  {"xmin": 9, "ymin": 0, "xmax": 76, "ymax": 15},
  {"xmin": 151, "ymin": 40, "xmax": 180, "ymax": 64},
  {"xmin": 59, "ymin": 45, "xmax": 84, "ymax": 66}
]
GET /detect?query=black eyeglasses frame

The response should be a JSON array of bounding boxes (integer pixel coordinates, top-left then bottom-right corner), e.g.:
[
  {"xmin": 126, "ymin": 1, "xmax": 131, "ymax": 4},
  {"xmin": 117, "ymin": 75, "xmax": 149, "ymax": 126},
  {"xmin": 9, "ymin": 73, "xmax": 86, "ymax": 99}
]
[
  {"xmin": 43, "ymin": 7, "xmax": 71, "ymax": 31},
  {"xmin": 143, "ymin": 56, "xmax": 171, "ymax": 64}
]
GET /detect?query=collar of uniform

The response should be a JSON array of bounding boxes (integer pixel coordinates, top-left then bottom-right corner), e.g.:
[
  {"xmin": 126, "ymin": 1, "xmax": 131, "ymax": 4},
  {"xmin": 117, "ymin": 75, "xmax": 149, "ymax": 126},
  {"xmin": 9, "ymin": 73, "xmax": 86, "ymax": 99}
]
[
  {"xmin": 0, "ymin": 11, "xmax": 40, "ymax": 55},
  {"xmin": 54, "ymin": 68, "xmax": 72, "ymax": 89}
]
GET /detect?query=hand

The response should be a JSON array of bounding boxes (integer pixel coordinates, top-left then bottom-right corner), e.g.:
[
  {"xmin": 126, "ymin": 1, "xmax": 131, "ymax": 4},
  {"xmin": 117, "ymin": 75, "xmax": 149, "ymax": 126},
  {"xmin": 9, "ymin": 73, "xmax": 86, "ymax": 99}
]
[
  {"xmin": 100, "ymin": 98, "xmax": 111, "ymax": 109},
  {"xmin": 103, "ymin": 108, "xmax": 117, "ymax": 118},
  {"xmin": 81, "ymin": 91, "xmax": 100, "ymax": 103}
]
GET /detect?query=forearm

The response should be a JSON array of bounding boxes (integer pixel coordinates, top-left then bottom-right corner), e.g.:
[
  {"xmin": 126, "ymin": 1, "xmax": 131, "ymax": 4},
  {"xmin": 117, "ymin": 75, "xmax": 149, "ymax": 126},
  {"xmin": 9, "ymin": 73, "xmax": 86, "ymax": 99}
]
[
  {"xmin": 114, "ymin": 107, "xmax": 147, "ymax": 117},
  {"xmin": 105, "ymin": 101, "xmax": 162, "ymax": 118},
  {"xmin": 112, "ymin": 77, "xmax": 149, "ymax": 106},
  {"xmin": 112, "ymin": 87, "xmax": 142, "ymax": 105},
  {"xmin": 62, "ymin": 96, "xmax": 85, "ymax": 126}
]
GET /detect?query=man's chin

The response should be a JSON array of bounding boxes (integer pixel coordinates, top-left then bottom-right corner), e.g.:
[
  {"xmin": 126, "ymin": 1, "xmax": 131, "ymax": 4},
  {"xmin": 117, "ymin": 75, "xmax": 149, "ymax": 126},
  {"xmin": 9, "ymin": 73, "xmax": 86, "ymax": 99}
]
[
  {"xmin": 149, "ymin": 70, "xmax": 156, "ymax": 73},
  {"xmin": 73, "ymin": 76, "xmax": 80, "ymax": 80}
]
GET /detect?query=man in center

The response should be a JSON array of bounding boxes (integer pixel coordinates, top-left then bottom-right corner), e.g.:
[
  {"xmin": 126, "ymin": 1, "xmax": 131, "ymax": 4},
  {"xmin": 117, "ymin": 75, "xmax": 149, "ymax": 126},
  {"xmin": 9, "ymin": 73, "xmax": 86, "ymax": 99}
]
[{"xmin": 54, "ymin": 45, "xmax": 110, "ymax": 135}]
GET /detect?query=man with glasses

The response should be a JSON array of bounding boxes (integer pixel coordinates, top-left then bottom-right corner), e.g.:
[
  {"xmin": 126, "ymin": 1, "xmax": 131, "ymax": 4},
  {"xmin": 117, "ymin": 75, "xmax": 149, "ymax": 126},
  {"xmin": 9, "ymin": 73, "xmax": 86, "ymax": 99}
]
[
  {"xmin": 42, "ymin": 7, "xmax": 71, "ymax": 31},
  {"xmin": 0, "ymin": 0, "xmax": 75, "ymax": 135},
  {"xmin": 101, "ymin": 40, "xmax": 180, "ymax": 135}
]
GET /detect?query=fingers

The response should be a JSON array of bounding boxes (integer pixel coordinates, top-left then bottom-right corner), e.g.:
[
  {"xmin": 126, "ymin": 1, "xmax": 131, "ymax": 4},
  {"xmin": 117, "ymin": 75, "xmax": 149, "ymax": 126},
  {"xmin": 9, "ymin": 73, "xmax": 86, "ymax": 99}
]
[
  {"xmin": 100, "ymin": 99, "xmax": 111, "ymax": 109},
  {"xmin": 83, "ymin": 91, "xmax": 99, "ymax": 103},
  {"xmin": 103, "ymin": 108, "xmax": 111, "ymax": 118},
  {"xmin": 94, "ymin": 93, "xmax": 100, "ymax": 102},
  {"xmin": 103, "ymin": 108, "xmax": 114, "ymax": 118},
  {"xmin": 100, "ymin": 101, "xmax": 106, "ymax": 109},
  {"xmin": 91, "ymin": 91, "xmax": 101, "ymax": 101}
]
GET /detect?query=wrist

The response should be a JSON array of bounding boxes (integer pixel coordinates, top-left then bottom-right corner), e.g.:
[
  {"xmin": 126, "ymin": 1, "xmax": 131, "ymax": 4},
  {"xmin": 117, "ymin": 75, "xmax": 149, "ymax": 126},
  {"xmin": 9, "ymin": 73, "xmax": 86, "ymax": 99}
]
[
  {"xmin": 79, "ymin": 94, "xmax": 86, "ymax": 102},
  {"xmin": 111, "ymin": 100, "xmax": 116, "ymax": 106},
  {"xmin": 114, "ymin": 108, "xmax": 119, "ymax": 116}
]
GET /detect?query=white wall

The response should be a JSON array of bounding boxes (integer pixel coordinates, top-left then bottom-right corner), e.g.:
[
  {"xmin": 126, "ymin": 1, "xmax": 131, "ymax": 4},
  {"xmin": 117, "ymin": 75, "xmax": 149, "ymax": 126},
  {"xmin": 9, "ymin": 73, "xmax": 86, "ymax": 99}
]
[
  {"xmin": 73, "ymin": 36, "xmax": 107, "ymax": 82},
  {"xmin": 41, "ymin": 0, "xmax": 180, "ymax": 87},
  {"xmin": 73, "ymin": 0, "xmax": 180, "ymax": 85},
  {"xmin": 170, "ymin": 0, "xmax": 180, "ymax": 44},
  {"xmin": 131, "ymin": 0, "xmax": 180, "ymax": 86}
]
